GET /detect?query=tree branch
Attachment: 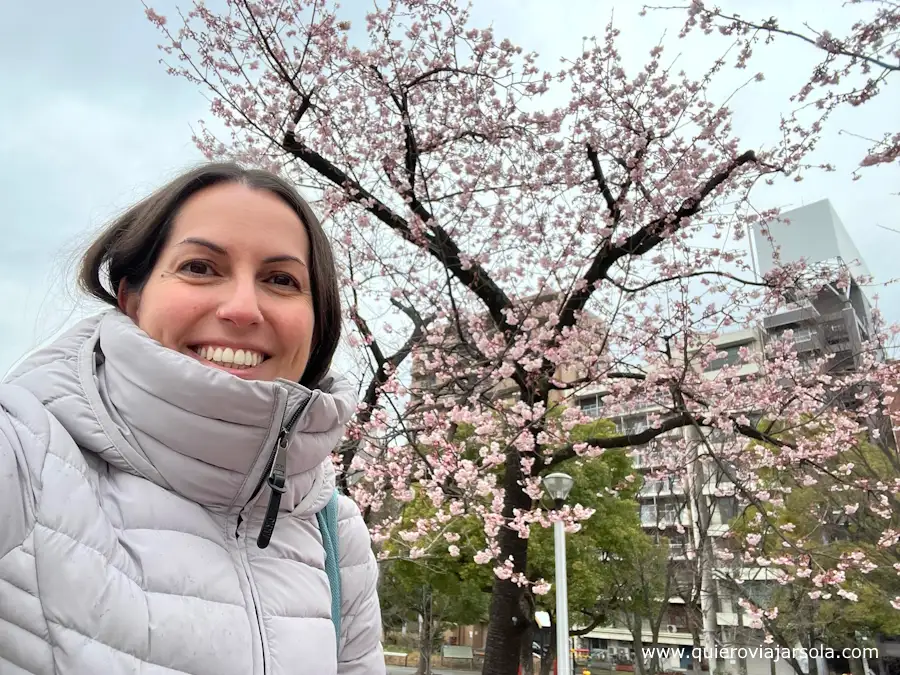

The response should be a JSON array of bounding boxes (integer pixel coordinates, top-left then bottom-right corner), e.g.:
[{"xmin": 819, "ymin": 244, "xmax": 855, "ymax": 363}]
[
  {"xmin": 649, "ymin": 5, "xmax": 900, "ymax": 73},
  {"xmin": 606, "ymin": 269, "xmax": 770, "ymax": 293},
  {"xmin": 281, "ymin": 130, "xmax": 515, "ymax": 335},
  {"xmin": 339, "ymin": 302, "xmax": 432, "ymax": 490},
  {"xmin": 557, "ymin": 150, "xmax": 758, "ymax": 331},
  {"xmin": 547, "ymin": 412, "xmax": 695, "ymax": 467},
  {"xmin": 570, "ymin": 611, "xmax": 608, "ymax": 637},
  {"xmin": 586, "ymin": 143, "xmax": 619, "ymax": 221}
]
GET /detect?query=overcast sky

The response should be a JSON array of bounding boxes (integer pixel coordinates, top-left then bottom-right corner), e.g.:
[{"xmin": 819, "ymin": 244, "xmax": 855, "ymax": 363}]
[{"xmin": 2, "ymin": 0, "xmax": 897, "ymax": 376}]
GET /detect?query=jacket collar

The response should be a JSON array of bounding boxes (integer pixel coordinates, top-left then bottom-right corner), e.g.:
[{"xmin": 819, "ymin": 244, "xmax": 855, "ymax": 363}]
[{"xmin": 5, "ymin": 311, "xmax": 356, "ymax": 518}]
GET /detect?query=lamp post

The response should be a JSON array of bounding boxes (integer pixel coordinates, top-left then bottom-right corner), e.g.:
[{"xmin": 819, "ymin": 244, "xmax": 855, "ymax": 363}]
[{"xmin": 544, "ymin": 472, "xmax": 575, "ymax": 675}]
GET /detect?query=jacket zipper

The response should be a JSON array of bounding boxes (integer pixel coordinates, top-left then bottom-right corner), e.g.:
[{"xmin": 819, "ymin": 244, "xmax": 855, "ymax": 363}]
[
  {"xmin": 231, "ymin": 393, "xmax": 313, "ymax": 675},
  {"xmin": 243, "ymin": 394, "xmax": 313, "ymax": 548},
  {"xmin": 234, "ymin": 522, "xmax": 270, "ymax": 675}
]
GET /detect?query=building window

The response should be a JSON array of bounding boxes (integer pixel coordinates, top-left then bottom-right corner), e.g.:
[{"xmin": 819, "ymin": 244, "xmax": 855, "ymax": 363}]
[
  {"xmin": 642, "ymin": 503, "xmax": 680, "ymax": 526},
  {"xmin": 417, "ymin": 373, "xmax": 437, "ymax": 389},
  {"xmin": 578, "ymin": 395, "xmax": 601, "ymax": 418},
  {"xmin": 617, "ymin": 413, "xmax": 648, "ymax": 435},
  {"xmin": 666, "ymin": 533, "xmax": 687, "ymax": 557},
  {"xmin": 717, "ymin": 496, "xmax": 738, "ymax": 522},
  {"xmin": 705, "ymin": 343, "xmax": 751, "ymax": 372},
  {"xmin": 661, "ymin": 503, "xmax": 679, "ymax": 525},
  {"xmin": 642, "ymin": 478, "xmax": 663, "ymax": 495},
  {"xmin": 773, "ymin": 326, "xmax": 814, "ymax": 343},
  {"xmin": 641, "ymin": 476, "xmax": 681, "ymax": 496},
  {"xmin": 744, "ymin": 581, "xmax": 773, "ymax": 606}
]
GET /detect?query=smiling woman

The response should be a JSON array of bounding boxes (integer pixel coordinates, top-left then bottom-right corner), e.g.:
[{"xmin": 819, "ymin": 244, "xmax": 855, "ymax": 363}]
[
  {"xmin": 115, "ymin": 182, "xmax": 317, "ymax": 383},
  {"xmin": 80, "ymin": 164, "xmax": 340, "ymax": 388},
  {"xmin": 0, "ymin": 163, "xmax": 386, "ymax": 675}
]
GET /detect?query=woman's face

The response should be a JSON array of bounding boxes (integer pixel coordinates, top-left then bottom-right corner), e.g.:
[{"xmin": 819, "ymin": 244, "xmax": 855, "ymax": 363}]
[{"xmin": 120, "ymin": 182, "xmax": 315, "ymax": 382}]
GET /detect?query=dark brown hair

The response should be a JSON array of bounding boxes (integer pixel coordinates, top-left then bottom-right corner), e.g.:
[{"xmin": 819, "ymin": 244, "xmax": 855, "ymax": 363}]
[{"xmin": 79, "ymin": 162, "xmax": 341, "ymax": 388}]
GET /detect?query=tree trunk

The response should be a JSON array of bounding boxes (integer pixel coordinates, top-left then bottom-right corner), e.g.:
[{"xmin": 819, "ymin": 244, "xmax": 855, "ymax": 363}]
[
  {"xmin": 520, "ymin": 620, "xmax": 535, "ymax": 675},
  {"xmin": 481, "ymin": 457, "xmax": 532, "ymax": 675},
  {"xmin": 482, "ymin": 561, "xmax": 530, "ymax": 673},
  {"xmin": 785, "ymin": 656, "xmax": 806, "ymax": 675},
  {"xmin": 689, "ymin": 628, "xmax": 703, "ymax": 675},
  {"xmin": 632, "ymin": 620, "xmax": 647, "ymax": 675},
  {"xmin": 649, "ymin": 625, "xmax": 662, "ymax": 675},
  {"xmin": 697, "ymin": 517, "xmax": 720, "ymax": 674},
  {"xmin": 735, "ymin": 612, "xmax": 748, "ymax": 675},
  {"xmin": 736, "ymin": 646, "xmax": 749, "ymax": 675},
  {"xmin": 684, "ymin": 430, "xmax": 721, "ymax": 675},
  {"xmin": 418, "ymin": 586, "xmax": 433, "ymax": 675}
]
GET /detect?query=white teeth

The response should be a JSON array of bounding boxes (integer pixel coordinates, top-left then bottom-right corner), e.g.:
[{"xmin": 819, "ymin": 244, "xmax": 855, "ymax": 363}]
[{"xmin": 194, "ymin": 346, "xmax": 264, "ymax": 369}]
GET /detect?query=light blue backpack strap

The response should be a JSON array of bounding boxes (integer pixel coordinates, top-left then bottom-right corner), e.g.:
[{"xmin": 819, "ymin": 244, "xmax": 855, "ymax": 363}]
[{"xmin": 316, "ymin": 488, "xmax": 342, "ymax": 655}]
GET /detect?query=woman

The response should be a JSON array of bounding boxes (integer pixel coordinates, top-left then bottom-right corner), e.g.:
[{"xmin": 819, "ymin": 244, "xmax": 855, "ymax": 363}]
[{"xmin": 0, "ymin": 163, "xmax": 385, "ymax": 674}]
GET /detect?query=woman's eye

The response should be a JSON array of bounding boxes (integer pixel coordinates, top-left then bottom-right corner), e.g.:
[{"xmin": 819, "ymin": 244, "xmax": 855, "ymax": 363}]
[
  {"xmin": 181, "ymin": 260, "xmax": 214, "ymax": 276},
  {"xmin": 268, "ymin": 273, "xmax": 300, "ymax": 289}
]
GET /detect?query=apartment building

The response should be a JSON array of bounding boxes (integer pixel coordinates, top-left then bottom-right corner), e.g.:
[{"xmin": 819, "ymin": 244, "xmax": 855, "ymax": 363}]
[
  {"xmin": 572, "ymin": 327, "xmax": 778, "ymax": 674},
  {"xmin": 753, "ymin": 199, "xmax": 877, "ymax": 372},
  {"xmin": 574, "ymin": 200, "xmax": 879, "ymax": 674}
]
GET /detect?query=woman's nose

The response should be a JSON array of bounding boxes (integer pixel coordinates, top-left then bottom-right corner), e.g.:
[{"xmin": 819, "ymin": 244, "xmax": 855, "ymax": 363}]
[{"xmin": 215, "ymin": 277, "xmax": 264, "ymax": 326}]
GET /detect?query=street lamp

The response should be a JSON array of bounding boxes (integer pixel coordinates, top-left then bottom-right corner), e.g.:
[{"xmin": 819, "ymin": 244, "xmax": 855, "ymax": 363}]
[{"xmin": 543, "ymin": 472, "xmax": 575, "ymax": 675}]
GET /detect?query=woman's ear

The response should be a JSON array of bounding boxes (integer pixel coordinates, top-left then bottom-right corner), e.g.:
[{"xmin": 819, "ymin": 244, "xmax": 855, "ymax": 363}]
[{"xmin": 117, "ymin": 279, "xmax": 140, "ymax": 321}]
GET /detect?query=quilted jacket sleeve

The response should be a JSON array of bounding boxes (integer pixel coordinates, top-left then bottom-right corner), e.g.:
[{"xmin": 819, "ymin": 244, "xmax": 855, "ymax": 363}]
[
  {"xmin": 0, "ymin": 385, "xmax": 49, "ymax": 559},
  {"xmin": 336, "ymin": 495, "xmax": 386, "ymax": 675}
]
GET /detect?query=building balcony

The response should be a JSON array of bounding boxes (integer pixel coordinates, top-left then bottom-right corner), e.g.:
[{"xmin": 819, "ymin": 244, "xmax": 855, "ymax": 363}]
[
  {"xmin": 763, "ymin": 303, "xmax": 820, "ymax": 331},
  {"xmin": 792, "ymin": 335, "xmax": 823, "ymax": 353},
  {"xmin": 639, "ymin": 479, "xmax": 686, "ymax": 498},
  {"xmin": 640, "ymin": 510, "xmax": 690, "ymax": 528}
]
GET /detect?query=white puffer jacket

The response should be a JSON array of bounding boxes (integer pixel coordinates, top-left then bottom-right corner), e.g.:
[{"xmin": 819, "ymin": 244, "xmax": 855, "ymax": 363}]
[{"xmin": 0, "ymin": 312, "xmax": 385, "ymax": 674}]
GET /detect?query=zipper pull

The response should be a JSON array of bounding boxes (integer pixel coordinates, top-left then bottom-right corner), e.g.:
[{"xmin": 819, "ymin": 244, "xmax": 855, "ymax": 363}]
[
  {"xmin": 257, "ymin": 427, "xmax": 290, "ymax": 548},
  {"xmin": 255, "ymin": 394, "xmax": 313, "ymax": 549}
]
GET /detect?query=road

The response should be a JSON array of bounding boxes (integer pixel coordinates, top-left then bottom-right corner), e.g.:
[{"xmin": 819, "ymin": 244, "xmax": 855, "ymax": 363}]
[{"xmin": 386, "ymin": 668, "xmax": 476, "ymax": 675}]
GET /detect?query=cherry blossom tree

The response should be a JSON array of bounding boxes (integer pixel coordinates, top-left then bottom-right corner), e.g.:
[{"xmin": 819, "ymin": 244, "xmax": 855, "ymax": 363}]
[
  {"xmin": 144, "ymin": 2, "xmax": 898, "ymax": 672},
  {"xmin": 716, "ymin": 414, "xmax": 900, "ymax": 675},
  {"xmin": 337, "ymin": 264, "xmax": 431, "ymax": 498},
  {"xmin": 650, "ymin": 0, "xmax": 900, "ymax": 173}
]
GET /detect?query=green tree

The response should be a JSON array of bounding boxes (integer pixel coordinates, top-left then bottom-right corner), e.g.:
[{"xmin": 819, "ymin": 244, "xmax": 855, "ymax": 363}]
[
  {"xmin": 726, "ymin": 432, "xmax": 900, "ymax": 675},
  {"xmin": 379, "ymin": 486, "xmax": 493, "ymax": 675},
  {"xmin": 526, "ymin": 450, "xmax": 646, "ymax": 673},
  {"xmin": 614, "ymin": 536, "xmax": 677, "ymax": 675},
  {"xmin": 523, "ymin": 419, "xmax": 674, "ymax": 675}
]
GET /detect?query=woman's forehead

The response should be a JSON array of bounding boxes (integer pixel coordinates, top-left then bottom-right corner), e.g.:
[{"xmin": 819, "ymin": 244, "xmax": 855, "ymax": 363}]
[{"xmin": 171, "ymin": 183, "xmax": 310, "ymax": 259}]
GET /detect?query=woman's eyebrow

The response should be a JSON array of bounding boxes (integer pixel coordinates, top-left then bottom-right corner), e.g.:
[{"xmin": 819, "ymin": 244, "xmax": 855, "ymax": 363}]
[
  {"xmin": 176, "ymin": 237, "xmax": 227, "ymax": 255},
  {"xmin": 262, "ymin": 254, "xmax": 308, "ymax": 268},
  {"xmin": 175, "ymin": 237, "xmax": 307, "ymax": 267}
]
